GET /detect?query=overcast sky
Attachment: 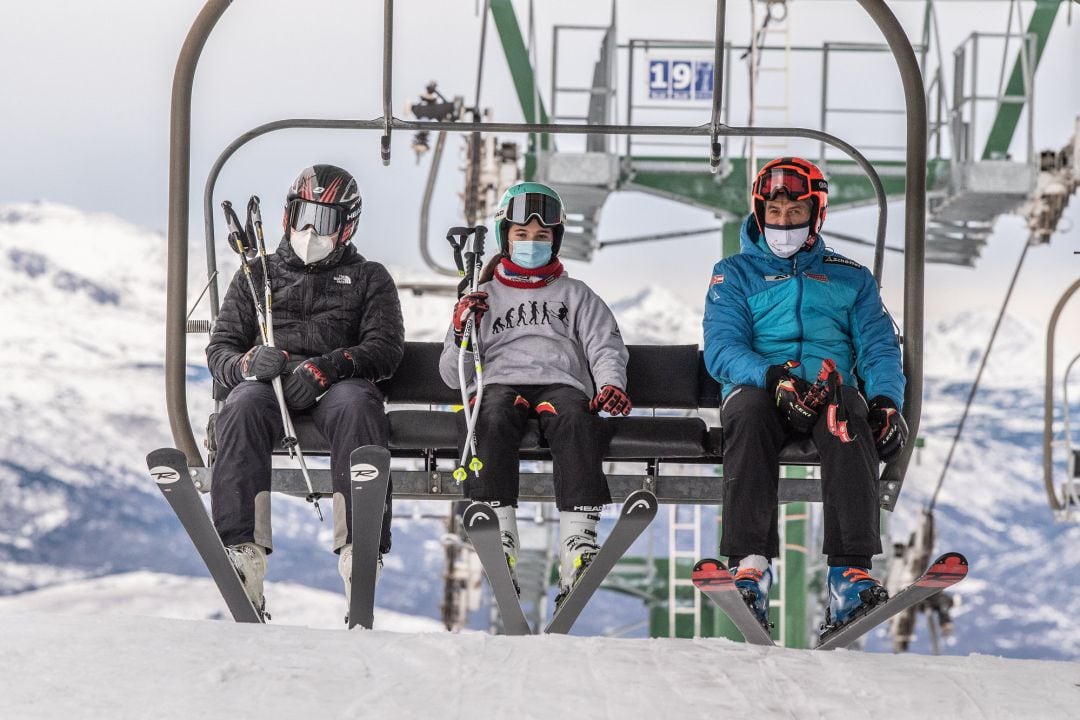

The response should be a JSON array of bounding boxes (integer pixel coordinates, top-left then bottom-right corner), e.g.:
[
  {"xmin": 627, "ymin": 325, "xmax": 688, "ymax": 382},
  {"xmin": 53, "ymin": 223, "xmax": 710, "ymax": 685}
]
[{"xmin": 3, "ymin": 0, "xmax": 1080, "ymax": 357}]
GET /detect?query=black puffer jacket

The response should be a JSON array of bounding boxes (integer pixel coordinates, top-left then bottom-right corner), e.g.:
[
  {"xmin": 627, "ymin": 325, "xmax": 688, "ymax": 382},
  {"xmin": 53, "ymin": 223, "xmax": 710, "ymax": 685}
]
[{"xmin": 207, "ymin": 238, "xmax": 405, "ymax": 389}]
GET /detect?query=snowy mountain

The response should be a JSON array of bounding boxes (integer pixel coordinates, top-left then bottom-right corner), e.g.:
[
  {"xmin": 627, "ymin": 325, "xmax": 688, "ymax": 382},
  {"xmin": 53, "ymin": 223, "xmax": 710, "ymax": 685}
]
[{"xmin": 2, "ymin": 202, "xmax": 1079, "ymax": 659}]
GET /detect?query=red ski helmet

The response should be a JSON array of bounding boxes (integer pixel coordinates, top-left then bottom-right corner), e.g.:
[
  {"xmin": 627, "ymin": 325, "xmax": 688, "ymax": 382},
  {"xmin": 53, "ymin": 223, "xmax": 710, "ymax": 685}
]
[{"xmin": 751, "ymin": 157, "xmax": 829, "ymax": 241}]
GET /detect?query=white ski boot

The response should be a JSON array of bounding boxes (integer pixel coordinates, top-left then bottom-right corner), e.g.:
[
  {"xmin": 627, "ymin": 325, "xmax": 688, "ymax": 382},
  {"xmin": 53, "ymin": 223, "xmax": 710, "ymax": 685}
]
[
  {"xmin": 493, "ymin": 504, "xmax": 521, "ymax": 595},
  {"xmin": 339, "ymin": 543, "xmax": 383, "ymax": 606},
  {"xmin": 226, "ymin": 542, "xmax": 267, "ymax": 616},
  {"xmin": 555, "ymin": 508, "xmax": 601, "ymax": 608}
]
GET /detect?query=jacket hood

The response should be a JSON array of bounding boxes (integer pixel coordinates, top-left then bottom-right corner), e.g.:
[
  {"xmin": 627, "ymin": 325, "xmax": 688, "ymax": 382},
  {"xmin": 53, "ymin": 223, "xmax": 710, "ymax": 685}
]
[{"xmin": 738, "ymin": 213, "xmax": 824, "ymax": 270}]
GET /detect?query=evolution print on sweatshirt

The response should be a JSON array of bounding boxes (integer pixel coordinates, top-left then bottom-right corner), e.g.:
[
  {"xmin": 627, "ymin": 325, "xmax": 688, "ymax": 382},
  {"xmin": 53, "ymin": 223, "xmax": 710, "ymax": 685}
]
[{"xmin": 490, "ymin": 300, "xmax": 571, "ymax": 334}]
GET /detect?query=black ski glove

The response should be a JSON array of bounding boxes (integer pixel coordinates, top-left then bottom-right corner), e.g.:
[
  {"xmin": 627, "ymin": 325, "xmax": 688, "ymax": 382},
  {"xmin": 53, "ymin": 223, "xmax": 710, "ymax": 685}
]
[
  {"xmin": 282, "ymin": 356, "xmax": 337, "ymax": 411},
  {"xmin": 234, "ymin": 346, "xmax": 289, "ymax": 383},
  {"xmin": 766, "ymin": 362, "xmax": 817, "ymax": 434},
  {"xmin": 322, "ymin": 348, "xmax": 357, "ymax": 381},
  {"xmin": 867, "ymin": 396, "xmax": 908, "ymax": 462}
]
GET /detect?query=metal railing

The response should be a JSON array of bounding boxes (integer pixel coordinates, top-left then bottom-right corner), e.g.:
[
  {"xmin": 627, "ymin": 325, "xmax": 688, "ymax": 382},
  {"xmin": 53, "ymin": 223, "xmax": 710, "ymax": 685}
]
[{"xmin": 950, "ymin": 30, "xmax": 1037, "ymax": 164}]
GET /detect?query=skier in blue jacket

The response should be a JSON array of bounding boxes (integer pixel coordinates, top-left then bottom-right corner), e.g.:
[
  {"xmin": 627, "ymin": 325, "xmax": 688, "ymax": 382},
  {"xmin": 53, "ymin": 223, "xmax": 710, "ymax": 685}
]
[{"xmin": 703, "ymin": 157, "xmax": 908, "ymax": 632}]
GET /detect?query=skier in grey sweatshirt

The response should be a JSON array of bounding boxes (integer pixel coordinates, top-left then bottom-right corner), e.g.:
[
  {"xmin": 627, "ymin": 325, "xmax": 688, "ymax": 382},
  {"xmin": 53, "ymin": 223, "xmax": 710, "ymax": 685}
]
[{"xmin": 439, "ymin": 182, "xmax": 631, "ymax": 606}]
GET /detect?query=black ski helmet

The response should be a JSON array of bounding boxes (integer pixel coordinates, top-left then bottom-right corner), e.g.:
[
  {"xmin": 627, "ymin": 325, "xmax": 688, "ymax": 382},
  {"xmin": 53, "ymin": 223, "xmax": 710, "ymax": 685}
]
[{"xmin": 282, "ymin": 164, "xmax": 362, "ymax": 245}]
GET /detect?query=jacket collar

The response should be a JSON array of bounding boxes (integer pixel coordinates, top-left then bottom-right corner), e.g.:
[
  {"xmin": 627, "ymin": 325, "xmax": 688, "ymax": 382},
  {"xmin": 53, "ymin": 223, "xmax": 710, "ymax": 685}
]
[
  {"xmin": 738, "ymin": 213, "xmax": 824, "ymax": 271},
  {"xmin": 277, "ymin": 236, "xmax": 357, "ymax": 270}
]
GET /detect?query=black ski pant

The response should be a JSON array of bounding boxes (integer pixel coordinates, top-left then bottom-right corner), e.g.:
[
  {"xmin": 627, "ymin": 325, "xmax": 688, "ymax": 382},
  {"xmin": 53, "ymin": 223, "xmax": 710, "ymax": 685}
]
[
  {"xmin": 719, "ymin": 384, "xmax": 882, "ymax": 568},
  {"xmin": 212, "ymin": 378, "xmax": 392, "ymax": 555},
  {"xmin": 460, "ymin": 383, "xmax": 612, "ymax": 511}
]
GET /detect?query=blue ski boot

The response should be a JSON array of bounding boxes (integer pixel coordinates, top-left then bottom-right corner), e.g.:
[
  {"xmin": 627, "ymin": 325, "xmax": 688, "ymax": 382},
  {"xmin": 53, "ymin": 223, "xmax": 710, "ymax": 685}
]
[
  {"xmin": 732, "ymin": 562, "xmax": 773, "ymax": 630},
  {"xmin": 826, "ymin": 566, "xmax": 889, "ymax": 627}
]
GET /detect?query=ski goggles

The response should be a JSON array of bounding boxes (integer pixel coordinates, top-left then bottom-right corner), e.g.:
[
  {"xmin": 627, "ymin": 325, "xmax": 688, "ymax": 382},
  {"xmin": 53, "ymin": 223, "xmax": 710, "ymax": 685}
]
[
  {"xmin": 501, "ymin": 192, "xmax": 564, "ymax": 227},
  {"xmin": 287, "ymin": 199, "xmax": 345, "ymax": 236},
  {"xmin": 752, "ymin": 165, "xmax": 814, "ymax": 202}
]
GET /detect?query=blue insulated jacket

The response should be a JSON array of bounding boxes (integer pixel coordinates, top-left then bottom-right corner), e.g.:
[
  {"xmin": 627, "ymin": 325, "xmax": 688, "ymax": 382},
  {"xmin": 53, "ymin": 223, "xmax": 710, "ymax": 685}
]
[{"xmin": 703, "ymin": 214, "xmax": 905, "ymax": 409}]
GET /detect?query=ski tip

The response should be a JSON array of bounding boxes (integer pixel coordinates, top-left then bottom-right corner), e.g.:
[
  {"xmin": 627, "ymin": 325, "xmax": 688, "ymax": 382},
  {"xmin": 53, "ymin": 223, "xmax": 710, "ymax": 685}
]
[
  {"xmin": 622, "ymin": 490, "xmax": 658, "ymax": 515},
  {"xmin": 921, "ymin": 552, "xmax": 969, "ymax": 585},
  {"xmin": 462, "ymin": 501, "xmax": 495, "ymax": 525},
  {"xmin": 349, "ymin": 445, "xmax": 391, "ymax": 464},
  {"xmin": 932, "ymin": 552, "xmax": 968, "ymax": 568},
  {"xmin": 692, "ymin": 558, "xmax": 727, "ymax": 575},
  {"xmin": 146, "ymin": 447, "xmax": 186, "ymax": 468}
]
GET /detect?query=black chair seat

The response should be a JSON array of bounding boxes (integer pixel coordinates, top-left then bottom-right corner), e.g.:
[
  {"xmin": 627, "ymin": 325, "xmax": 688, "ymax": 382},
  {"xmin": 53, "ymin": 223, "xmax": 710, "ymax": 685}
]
[
  {"xmin": 282, "ymin": 408, "xmax": 816, "ymax": 463},
  {"xmin": 605, "ymin": 416, "xmax": 710, "ymax": 458},
  {"xmin": 387, "ymin": 410, "xmax": 544, "ymax": 453}
]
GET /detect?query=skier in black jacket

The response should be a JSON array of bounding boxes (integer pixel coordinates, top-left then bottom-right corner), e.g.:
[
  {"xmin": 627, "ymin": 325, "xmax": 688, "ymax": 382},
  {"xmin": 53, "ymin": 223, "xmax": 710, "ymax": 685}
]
[{"xmin": 206, "ymin": 164, "xmax": 404, "ymax": 614}]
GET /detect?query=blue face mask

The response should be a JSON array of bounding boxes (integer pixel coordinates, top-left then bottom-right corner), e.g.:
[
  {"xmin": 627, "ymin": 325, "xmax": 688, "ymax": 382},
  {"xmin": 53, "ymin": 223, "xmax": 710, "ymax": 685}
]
[{"xmin": 510, "ymin": 240, "xmax": 553, "ymax": 269}]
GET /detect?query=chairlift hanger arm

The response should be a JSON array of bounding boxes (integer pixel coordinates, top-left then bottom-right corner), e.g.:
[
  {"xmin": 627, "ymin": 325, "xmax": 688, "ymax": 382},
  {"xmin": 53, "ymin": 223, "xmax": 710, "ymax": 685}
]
[{"xmin": 1043, "ymin": 277, "xmax": 1080, "ymax": 514}]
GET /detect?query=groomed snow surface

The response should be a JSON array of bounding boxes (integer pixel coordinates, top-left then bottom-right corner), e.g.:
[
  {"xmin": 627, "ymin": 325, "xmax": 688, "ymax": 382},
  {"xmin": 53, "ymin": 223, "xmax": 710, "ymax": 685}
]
[{"xmin": 0, "ymin": 573, "xmax": 1077, "ymax": 719}]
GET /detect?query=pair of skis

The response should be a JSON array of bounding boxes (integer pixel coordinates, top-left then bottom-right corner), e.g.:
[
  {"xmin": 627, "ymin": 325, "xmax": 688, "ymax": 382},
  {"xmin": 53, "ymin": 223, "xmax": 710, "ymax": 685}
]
[
  {"xmin": 462, "ymin": 489, "xmax": 658, "ymax": 635},
  {"xmin": 147, "ymin": 445, "xmax": 391, "ymax": 629},
  {"xmin": 691, "ymin": 552, "xmax": 969, "ymax": 649}
]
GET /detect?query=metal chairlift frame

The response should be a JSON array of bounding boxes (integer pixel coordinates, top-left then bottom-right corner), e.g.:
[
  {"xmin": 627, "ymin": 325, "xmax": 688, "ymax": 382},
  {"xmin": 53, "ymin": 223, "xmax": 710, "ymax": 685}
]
[
  {"xmin": 163, "ymin": 0, "xmax": 927, "ymax": 513},
  {"xmin": 1043, "ymin": 277, "xmax": 1080, "ymax": 518}
]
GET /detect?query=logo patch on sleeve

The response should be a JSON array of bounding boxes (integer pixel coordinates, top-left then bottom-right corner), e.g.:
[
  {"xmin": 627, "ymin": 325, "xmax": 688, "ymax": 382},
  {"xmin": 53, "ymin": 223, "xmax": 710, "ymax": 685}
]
[
  {"xmin": 823, "ymin": 255, "xmax": 862, "ymax": 270},
  {"xmin": 710, "ymin": 274, "xmax": 725, "ymax": 286}
]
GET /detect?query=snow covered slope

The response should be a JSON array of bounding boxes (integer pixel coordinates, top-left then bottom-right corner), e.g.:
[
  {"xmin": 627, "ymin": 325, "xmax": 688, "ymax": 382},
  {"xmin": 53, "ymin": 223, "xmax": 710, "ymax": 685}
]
[
  {"xmin": 0, "ymin": 571, "xmax": 444, "ymax": 631},
  {"xmin": 0, "ymin": 610, "xmax": 1075, "ymax": 720}
]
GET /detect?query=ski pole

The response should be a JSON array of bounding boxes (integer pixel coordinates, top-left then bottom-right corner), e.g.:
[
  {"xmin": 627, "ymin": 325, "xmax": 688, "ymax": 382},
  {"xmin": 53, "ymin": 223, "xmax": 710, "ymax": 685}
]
[
  {"xmin": 222, "ymin": 201, "xmax": 267, "ymax": 339},
  {"xmin": 446, "ymin": 226, "xmax": 487, "ymax": 483},
  {"xmin": 246, "ymin": 196, "xmax": 323, "ymax": 521}
]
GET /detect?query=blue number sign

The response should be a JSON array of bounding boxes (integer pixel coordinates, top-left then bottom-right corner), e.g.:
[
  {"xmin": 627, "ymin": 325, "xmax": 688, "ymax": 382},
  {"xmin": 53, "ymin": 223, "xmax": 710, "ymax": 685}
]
[{"xmin": 648, "ymin": 60, "xmax": 670, "ymax": 99}]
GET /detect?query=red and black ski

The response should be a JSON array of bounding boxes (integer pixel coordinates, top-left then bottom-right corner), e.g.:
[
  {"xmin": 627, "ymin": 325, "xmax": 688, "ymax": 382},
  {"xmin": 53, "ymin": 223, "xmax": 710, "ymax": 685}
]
[
  {"xmin": 692, "ymin": 559, "xmax": 775, "ymax": 646},
  {"xmin": 816, "ymin": 552, "xmax": 968, "ymax": 650}
]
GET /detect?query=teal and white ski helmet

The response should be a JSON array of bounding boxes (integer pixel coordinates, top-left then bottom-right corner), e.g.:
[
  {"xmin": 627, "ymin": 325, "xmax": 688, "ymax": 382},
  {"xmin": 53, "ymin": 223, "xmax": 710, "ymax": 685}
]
[{"xmin": 493, "ymin": 181, "xmax": 566, "ymax": 255}]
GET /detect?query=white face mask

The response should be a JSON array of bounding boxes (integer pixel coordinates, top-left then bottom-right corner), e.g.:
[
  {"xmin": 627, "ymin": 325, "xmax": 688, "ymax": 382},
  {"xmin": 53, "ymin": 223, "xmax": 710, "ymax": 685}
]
[
  {"xmin": 290, "ymin": 228, "xmax": 336, "ymax": 264},
  {"xmin": 763, "ymin": 223, "xmax": 811, "ymax": 258}
]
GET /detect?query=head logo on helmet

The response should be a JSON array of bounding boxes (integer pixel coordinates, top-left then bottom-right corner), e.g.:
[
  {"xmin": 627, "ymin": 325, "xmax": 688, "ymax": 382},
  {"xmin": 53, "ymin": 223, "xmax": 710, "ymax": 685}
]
[
  {"xmin": 751, "ymin": 157, "xmax": 829, "ymax": 244},
  {"xmin": 282, "ymin": 164, "xmax": 363, "ymax": 245},
  {"xmin": 493, "ymin": 181, "xmax": 566, "ymax": 255}
]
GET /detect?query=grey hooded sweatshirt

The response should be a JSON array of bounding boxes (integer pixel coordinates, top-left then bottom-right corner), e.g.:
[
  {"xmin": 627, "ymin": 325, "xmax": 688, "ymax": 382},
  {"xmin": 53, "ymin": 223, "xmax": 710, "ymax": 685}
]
[{"xmin": 439, "ymin": 267, "xmax": 628, "ymax": 397}]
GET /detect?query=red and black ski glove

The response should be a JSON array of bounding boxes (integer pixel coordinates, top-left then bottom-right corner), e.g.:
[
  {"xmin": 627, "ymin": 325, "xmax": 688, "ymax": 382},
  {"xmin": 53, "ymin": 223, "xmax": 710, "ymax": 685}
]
[
  {"xmin": 767, "ymin": 362, "xmax": 818, "ymax": 434},
  {"xmin": 590, "ymin": 385, "xmax": 632, "ymax": 416},
  {"xmin": 452, "ymin": 291, "xmax": 489, "ymax": 340},
  {"xmin": 867, "ymin": 396, "xmax": 908, "ymax": 462},
  {"xmin": 236, "ymin": 345, "xmax": 289, "ymax": 383},
  {"xmin": 282, "ymin": 356, "xmax": 338, "ymax": 411},
  {"xmin": 321, "ymin": 348, "xmax": 356, "ymax": 381}
]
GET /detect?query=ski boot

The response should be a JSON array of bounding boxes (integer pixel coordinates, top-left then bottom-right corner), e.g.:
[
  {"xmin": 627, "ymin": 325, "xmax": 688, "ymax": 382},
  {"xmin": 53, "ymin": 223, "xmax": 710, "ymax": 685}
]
[
  {"xmin": 732, "ymin": 561, "xmax": 773, "ymax": 631},
  {"xmin": 226, "ymin": 542, "xmax": 268, "ymax": 618},
  {"xmin": 554, "ymin": 508, "xmax": 601, "ymax": 609},
  {"xmin": 825, "ymin": 566, "xmax": 889, "ymax": 628},
  {"xmin": 505, "ymin": 552, "xmax": 521, "ymax": 596},
  {"xmin": 338, "ymin": 543, "xmax": 384, "ymax": 605},
  {"xmin": 493, "ymin": 505, "xmax": 521, "ymax": 596},
  {"xmin": 554, "ymin": 548, "xmax": 597, "ymax": 610}
]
